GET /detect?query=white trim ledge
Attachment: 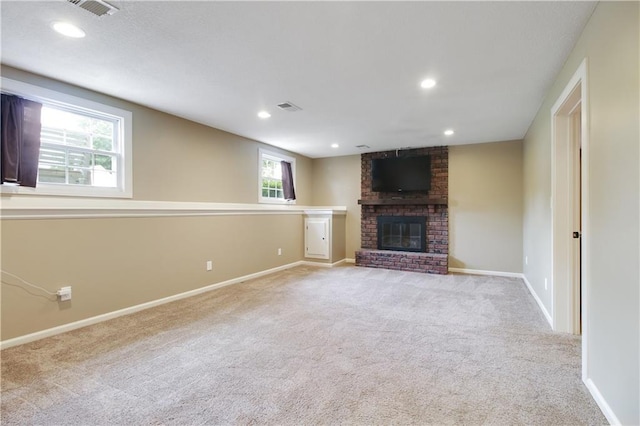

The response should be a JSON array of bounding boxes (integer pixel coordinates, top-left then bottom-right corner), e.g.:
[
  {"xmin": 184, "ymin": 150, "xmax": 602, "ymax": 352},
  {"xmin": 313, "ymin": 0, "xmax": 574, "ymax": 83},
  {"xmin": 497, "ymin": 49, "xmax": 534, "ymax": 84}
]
[
  {"xmin": 0, "ymin": 196, "xmax": 347, "ymax": 220},
  {"xmin": 303, "ymin": 209, "xmax": 347, "ymax": 216},
  {"xmin": 584, "ymin": 378, "xmax": 621, "ymax": 425}
]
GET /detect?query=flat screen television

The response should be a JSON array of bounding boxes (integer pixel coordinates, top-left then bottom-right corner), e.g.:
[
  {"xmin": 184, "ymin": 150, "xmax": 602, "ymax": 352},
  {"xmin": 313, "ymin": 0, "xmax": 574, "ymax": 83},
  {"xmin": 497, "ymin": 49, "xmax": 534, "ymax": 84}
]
[{"xmin": 371, "ymin": 155, "xmax": 431, "ymax": 192}]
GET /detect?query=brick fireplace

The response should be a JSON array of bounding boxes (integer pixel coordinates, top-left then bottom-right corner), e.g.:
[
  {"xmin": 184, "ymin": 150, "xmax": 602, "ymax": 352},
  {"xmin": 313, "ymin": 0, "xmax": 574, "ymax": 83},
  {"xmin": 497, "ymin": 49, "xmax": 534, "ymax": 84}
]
[{"xmin": 355, "ymin": 146, "xmax": 448, "ymax": 274}]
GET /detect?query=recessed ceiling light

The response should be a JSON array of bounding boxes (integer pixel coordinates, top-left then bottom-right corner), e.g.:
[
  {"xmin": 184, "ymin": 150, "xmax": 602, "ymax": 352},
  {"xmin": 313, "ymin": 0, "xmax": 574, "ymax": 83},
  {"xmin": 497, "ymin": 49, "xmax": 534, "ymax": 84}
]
[
  {"xmin": 51, "ymin": 21, "xmax": 86, "ymax": 38},
  {"xmin": 444, "ymin": 129, "xmax": 454, "ymax": 136},
  {"xmin": 331, "ymin": 143, "xmax": 339, "ymax": 148},
  {"xmin": 420, "ymin": 78, "xmax": 437, "ymax": 89},
  {"xmin": 257, "ymin": 111, "xmax": 271, "ymax": 119}
]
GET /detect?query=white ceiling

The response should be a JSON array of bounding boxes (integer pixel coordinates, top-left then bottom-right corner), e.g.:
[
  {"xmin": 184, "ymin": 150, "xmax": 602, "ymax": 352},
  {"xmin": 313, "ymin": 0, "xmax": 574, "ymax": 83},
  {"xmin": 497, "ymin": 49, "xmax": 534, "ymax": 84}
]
[{"xmin": 1, "ymin": 1, "xmax": 596, "ymax": 158}]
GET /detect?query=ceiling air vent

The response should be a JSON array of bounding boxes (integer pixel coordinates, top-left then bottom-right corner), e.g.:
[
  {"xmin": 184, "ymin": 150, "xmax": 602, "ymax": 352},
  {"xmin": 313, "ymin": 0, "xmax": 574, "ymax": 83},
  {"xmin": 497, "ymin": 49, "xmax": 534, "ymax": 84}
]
[
  {"xmin": 356, "ymin": 145, "xmax": 370, "ymax": 149},
  {"xmin": 66, "ymin": 0, "xmax": 119, "ymax": 17},
  {"xmin": 276, "ymin": 102, "xmax": 302, "ymax": 112}
]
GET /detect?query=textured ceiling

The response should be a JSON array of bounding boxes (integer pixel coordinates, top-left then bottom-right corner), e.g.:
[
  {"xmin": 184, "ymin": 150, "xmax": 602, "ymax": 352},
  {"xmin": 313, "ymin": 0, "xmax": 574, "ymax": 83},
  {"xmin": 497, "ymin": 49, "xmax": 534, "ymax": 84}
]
[{"xmin": 0, "ymin": 1, "xmax": 596, "ymax": 158}]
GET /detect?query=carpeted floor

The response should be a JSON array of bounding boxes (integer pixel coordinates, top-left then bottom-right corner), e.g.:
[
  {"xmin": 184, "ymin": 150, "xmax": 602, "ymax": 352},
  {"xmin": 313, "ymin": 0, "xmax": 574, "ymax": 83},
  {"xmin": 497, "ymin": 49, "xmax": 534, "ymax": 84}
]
[{"xmin": 1, "ymin": 265, "xmax": 606, "ymax": 425}]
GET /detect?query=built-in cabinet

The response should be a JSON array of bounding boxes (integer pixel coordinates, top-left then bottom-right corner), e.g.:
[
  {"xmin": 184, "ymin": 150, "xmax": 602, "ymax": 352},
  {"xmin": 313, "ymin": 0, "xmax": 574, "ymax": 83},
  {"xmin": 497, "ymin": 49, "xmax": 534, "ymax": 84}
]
[
  {"xmin": 303, "ymin": 211, "xmax": 346, "ymax": 263},
  {"xmin": 304, "ymin": 217, "xmax": 330, "ymax": 259}
]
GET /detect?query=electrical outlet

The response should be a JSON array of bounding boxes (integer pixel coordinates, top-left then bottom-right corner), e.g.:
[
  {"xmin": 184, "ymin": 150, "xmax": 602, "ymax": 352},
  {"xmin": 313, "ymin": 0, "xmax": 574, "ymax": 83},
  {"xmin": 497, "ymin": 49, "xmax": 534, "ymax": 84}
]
[
  {"xmin": 206, "ymin": 260, "xmax": 213, "ymax": 271},
  {"xmin": 544, "ymin": 278, "xmax": 548, "ymax": 290},
  {"xmin": 57, "ymin": 286, "xmax": 72, "ymax": 301},
  {"xmin": 278, "ymin": 248, "xmax": 282, "ymax": 256}
]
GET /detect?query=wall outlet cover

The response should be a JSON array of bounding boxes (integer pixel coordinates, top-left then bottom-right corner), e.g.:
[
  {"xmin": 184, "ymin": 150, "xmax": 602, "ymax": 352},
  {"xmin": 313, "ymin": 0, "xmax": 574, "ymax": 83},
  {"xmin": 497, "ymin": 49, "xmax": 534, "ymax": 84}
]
[{"xmin": 58, "ymin": 286, "xmax": 72, "ymax": 301}]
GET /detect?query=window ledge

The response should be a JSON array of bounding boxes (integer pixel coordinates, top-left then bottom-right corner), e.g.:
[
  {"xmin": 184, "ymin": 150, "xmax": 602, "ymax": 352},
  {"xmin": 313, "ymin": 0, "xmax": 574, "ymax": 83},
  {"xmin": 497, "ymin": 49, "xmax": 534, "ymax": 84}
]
[
  {"xmin": 258, "ymin": 198, "xmax": 296, "ymax": 205},
  {"xmin": 0, "ymin": 184, "xmax": 132, "ymax": 199},
  {"xmin": 0, "ymin": 196, "xmax": 346, "ymax": 220}
]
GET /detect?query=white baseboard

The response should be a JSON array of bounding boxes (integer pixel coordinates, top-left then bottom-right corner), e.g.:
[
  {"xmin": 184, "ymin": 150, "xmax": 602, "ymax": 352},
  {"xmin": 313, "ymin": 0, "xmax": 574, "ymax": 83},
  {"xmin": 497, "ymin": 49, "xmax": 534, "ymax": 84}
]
[
  {"xmin": 584, "ymin": 377, "xmax": 621, "ymax": 425},
  {"xmin": 521, "ymin": 274, "xmax": 553, "ymax": 327},
  {"xmin": 448, "ymin": 267, "xmax": 523, "ymax": 278},
  {"xmin": 301, "ymin": 258, "xmax": 349, "ymax": 268},
  {"xmin": 345, "ymin": 258, "xmax": 355, "ymax": 264},
  {"xmin": 449, "ymin": 268, "xmax": 553, "ymax": 328},
  {"xmin": 0, "ymin": 260, "xmax": 306, "ymax": 350}
]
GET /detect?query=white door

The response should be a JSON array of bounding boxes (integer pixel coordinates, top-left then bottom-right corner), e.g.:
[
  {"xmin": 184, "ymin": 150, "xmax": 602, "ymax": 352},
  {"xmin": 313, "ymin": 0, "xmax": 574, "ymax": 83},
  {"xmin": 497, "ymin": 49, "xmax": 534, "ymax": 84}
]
[{"xmin": 305, "ymin": 218, "xmax": 330, "ymax": 259}]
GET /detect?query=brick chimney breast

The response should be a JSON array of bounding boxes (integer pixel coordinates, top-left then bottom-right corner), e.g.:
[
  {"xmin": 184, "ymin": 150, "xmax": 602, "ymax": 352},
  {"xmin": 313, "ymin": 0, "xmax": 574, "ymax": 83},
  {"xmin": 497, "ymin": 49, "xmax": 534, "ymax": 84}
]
[{"xmin": 356, "ymin": 146, "xmax": 448, "ymax": 274}]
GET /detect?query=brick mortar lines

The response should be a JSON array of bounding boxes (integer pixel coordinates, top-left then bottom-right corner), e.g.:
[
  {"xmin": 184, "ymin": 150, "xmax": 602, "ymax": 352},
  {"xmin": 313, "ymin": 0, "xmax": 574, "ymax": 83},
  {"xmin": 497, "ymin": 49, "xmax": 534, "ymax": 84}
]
[{"xmin": 358, "ymin": 146, "xmax": 449, "ymax": 274}]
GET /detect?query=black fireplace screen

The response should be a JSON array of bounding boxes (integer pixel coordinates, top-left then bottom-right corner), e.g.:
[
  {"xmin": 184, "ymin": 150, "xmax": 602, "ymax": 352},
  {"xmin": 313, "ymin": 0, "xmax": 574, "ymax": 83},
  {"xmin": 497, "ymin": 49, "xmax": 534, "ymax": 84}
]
[{"xmin": 377, "ymin": 216, "xmax": 427, "ymax": 253}]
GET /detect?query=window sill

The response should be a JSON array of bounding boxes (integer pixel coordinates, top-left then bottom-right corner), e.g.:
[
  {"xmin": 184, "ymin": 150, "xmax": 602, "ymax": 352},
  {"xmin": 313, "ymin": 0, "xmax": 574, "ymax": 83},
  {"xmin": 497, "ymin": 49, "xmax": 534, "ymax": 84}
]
[
  {"xmin": 0, "ymin": 183, "xmax": 132, "ymax": 199},
  {"xmin": 259, "ymin": 198, "xmax": 296, "ymax": 205}
]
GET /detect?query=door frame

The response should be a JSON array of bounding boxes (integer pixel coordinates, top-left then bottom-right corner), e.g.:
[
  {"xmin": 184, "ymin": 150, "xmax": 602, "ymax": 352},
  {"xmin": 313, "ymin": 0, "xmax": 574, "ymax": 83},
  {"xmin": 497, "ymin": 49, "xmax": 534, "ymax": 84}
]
[{"xmin": 550, "ymin": 58, "xmax": 589, "ymax": 380}]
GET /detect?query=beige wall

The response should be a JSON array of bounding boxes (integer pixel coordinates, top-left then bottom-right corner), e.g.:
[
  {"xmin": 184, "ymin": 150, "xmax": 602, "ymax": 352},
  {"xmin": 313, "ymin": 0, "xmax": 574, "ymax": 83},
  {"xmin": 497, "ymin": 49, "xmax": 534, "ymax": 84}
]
[
  {"xmin": 134, "ymin": 112, "xmax": 313, "ymax": 204},
  {"xmin": 522, "ymin": 2, "xmax": 639, "ymax": 423},
  {"xmin": 1, "ymin": 215, "xmax": 303, "ymax": 340},
  {"xmin": 313, "ymin": 145, "xmax": 524, "ymax": 273},
  {"xmin": 331, "ymin": 214, "xmax": 347, "ymax": 263},
  {"xmin": 449, "ymin": 140, "xmax": 523, "ymax": 273},
  {"xmin": 0, "ymin": 66, "xmax": 313, "ymax": 205},
  {"xmin": 311, "ymin": 155, "xmax": 361, "ymax": 259},
  {"xmin": 0, "ymin": 67, "xmax": 315, "ymax": 341}
]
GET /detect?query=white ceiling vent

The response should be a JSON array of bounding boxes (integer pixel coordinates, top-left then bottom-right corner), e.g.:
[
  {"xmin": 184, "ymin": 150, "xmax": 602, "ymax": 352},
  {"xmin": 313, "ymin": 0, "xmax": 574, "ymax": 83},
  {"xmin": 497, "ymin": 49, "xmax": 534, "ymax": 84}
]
[
  {"xmin": 66, "ymin": 0, "xmax": 119, "ymax": 17},
  {"xmin": 276, "ymin": 102, "xmax": 302, "ymax": 112}
]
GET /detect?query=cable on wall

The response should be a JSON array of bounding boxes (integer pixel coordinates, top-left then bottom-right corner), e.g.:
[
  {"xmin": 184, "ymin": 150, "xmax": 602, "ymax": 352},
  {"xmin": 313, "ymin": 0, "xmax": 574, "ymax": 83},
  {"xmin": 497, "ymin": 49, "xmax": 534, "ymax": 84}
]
[{"xmin": 1, "ymin": 270, "xmax": 57, "ymax": 296}]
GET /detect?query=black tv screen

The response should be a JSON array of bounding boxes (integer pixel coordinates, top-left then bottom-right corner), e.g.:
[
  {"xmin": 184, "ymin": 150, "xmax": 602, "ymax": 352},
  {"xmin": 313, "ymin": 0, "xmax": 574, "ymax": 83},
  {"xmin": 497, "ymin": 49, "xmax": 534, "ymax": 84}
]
[{"xmin": 372, "ymin": 155, "xmax": 431, "ymax": 192}]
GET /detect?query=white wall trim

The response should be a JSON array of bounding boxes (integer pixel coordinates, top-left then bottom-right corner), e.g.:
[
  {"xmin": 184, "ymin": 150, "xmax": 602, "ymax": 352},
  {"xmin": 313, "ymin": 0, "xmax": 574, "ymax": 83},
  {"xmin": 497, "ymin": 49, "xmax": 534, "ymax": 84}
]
[
  {"xmin": 0, "ymin": 196, "xmax": 347, "ymax": 220},
  {"xmin": 303, "ymin": 209, "xmax": 347, "ymax": 216},
  {"xmin": 522, "ymin": 274, "xmax": 553, "ymax": 327},
  {"xmin": 550, "ymin": 59, "xmax": 590, "ymax": 389},
  {"xmin": 0, "ymin": 259, "xmax": 355, "ymax": 350},
  {"xmin": 448, "ymin": 267, "xmax": 523, "ymax": 278},
  {"xmin": 345, "ymin": 258, "xmax": 355, "ymax": 264},
  {"xmin": 550, "ymin": 58, "xmax": 589, "ymax": 336},
  {"xmin": 300, "ymin": 259, "xmax": 348, "ymax": 268},
  {"xmin": 584, "ymin": 378, "xmax": 621, "ymax": 426}
]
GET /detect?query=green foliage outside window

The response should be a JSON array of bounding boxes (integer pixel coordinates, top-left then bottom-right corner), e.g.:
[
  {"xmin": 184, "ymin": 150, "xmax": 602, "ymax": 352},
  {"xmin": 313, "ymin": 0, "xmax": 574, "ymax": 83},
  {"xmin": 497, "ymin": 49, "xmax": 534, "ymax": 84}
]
[{"xmin": 261, "ymin": 157, "xmax": 284, "ymax": 199}]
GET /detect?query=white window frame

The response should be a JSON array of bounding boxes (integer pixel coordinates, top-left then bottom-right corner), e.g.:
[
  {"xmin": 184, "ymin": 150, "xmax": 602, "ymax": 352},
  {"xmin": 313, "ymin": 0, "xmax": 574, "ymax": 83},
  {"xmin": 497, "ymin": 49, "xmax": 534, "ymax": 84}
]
[
  {"xmin": 258, "ymin": 148, "xmax": 296, "ymax": 204},
  {"xmin": 0, "ymin": 77, "xmax": 133, "ymax": 198}
]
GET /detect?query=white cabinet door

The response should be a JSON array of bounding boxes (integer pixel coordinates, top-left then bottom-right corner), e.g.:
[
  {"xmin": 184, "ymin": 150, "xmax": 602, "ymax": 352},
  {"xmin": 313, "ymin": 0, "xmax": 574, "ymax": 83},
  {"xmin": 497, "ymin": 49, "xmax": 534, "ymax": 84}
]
[{"xmin": 305, "ymin": 218, "xmax": 330, "ymax": 259}]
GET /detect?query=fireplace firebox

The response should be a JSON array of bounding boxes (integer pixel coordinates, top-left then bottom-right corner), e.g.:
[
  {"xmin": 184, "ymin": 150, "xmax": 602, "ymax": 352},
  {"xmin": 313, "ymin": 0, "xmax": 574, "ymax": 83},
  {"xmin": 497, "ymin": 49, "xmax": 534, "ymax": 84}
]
[{"xmin": 377, "ymin": 216, "xmax": 427, "ymax": 253}]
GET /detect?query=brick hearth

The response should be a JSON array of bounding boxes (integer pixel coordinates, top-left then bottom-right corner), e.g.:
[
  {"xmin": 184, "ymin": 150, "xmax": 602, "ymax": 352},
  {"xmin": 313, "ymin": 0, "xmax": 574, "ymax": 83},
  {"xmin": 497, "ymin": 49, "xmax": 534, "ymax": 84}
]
[{"xmin": 356, "ymin": 146, "xmax": 448, "ymax": 274}]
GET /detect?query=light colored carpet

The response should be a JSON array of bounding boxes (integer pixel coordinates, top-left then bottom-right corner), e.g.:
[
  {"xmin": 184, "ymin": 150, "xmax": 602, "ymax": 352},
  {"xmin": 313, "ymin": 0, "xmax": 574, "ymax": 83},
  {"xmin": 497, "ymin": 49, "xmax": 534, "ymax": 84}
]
[{"xmin": 1, "ymin": 265, "xmax": 606, "ymax": 425}]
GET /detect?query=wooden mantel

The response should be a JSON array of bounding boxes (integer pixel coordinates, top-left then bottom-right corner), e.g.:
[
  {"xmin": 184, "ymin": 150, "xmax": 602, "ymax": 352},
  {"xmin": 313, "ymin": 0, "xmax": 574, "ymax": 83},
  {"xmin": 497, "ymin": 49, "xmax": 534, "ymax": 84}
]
[{"xmin": 357, "ymin": 198, "xmax": 447, "ymax": 206}]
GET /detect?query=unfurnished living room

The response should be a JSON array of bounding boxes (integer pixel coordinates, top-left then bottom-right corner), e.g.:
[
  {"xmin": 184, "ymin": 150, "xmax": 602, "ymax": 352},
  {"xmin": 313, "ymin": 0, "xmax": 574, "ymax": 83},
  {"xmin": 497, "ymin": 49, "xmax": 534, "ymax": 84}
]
[{"xmin": 0, "ymin": 1, "xmax": 638, "ymax": 425}]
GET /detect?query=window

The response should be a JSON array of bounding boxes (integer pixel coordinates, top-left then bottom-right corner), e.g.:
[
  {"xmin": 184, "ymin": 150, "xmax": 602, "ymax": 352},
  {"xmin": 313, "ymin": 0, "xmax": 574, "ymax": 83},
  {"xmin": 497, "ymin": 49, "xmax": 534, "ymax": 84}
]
[
  {"xmin": 38, "ymin": 106, "xmax": 118, "ymax": 187},
  {"xmin": 1, "ymin": 77, "xmax": 132, "ymax": 198},
  {"xmin": 258, "ymin": 148, "xmax": 295, "ymax": 204}
]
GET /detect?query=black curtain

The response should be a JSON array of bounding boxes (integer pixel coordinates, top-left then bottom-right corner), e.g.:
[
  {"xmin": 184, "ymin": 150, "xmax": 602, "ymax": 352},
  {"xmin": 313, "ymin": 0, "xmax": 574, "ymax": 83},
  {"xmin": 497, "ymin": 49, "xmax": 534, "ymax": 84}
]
[
  {"xmin": 1, "ymin": 94, "xmax": 43, "ymax": 188},
  {"xmin": 281, "ymin": 160, "xmax": 296, "ymax": 201}
]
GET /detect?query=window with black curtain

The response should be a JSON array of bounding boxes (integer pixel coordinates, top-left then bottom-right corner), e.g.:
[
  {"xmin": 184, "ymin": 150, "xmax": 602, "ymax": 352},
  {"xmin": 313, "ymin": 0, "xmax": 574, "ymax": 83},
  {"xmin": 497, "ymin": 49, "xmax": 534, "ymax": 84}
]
[{"xmin": 1, "ymin": 94, "xmax": 43, "ymax": 188}]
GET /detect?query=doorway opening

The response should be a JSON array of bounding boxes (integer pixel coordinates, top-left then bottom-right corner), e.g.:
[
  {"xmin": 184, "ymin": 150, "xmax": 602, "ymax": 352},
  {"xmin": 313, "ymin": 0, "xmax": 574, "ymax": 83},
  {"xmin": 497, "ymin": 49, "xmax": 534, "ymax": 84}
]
[{"xmin": 551, "ymin": 58, "xmax": 589, "ymax": 380}]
